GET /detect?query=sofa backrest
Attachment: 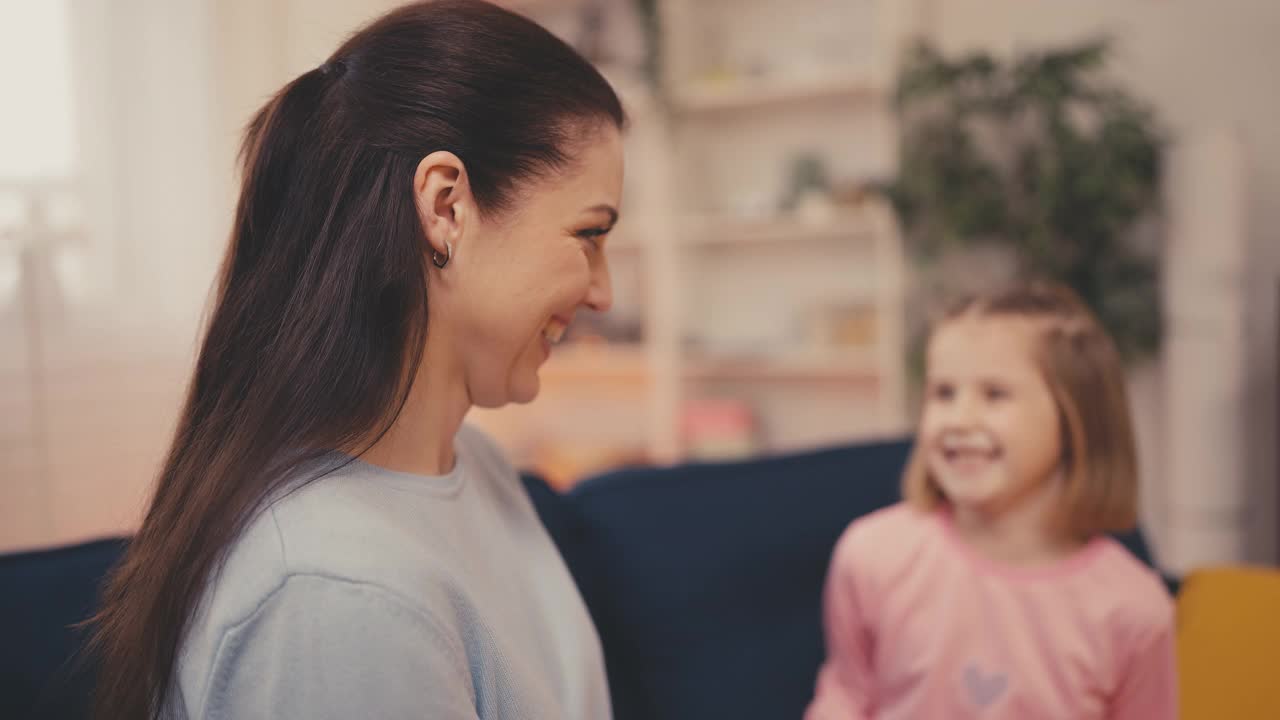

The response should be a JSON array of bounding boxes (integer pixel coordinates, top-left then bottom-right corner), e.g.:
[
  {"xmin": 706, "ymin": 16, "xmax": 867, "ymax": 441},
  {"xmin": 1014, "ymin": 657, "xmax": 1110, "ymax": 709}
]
[
  {"xmin": 0, "ymin": 537, "xmax": 127, "ymax": 720},
  {"xmin": 531, "ymin": 440, "xmax": 911, "ymax": 720}
]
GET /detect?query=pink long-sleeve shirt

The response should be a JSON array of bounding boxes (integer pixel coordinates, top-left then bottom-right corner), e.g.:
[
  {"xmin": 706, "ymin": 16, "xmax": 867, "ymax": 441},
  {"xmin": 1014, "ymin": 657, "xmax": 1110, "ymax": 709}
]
[{"xmin": 806, "ymin": 504, "xmax": 1178, "ymax": 720}]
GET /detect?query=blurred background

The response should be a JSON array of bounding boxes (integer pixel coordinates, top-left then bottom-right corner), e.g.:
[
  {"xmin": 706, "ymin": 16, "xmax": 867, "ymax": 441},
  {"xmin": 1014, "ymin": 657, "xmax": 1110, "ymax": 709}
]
[{"xmin": 0, "ymin": 0, "xmax": 1276, "ymax": 576}]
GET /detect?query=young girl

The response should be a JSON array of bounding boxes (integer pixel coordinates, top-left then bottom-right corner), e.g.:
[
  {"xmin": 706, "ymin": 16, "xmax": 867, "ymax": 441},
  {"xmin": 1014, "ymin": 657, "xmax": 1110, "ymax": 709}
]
[{"xmin": 806, "ymin": 281, "xmax": 1178, "ymax": 719}]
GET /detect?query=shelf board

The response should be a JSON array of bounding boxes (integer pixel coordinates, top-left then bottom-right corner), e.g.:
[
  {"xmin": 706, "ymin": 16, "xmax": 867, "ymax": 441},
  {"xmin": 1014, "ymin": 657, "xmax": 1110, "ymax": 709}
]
[
  {"xmin": 682, "ymin": 208, "xmax": 878, "ymax": 248},
  {"xmin": 673, "ymin": 71, "xmax": 885, "ymax": 114},
  {"xmin": 495, "ymin": 0, "xmax": 582, "ymax": 12},
  {"xmin": 683, "ymin": 350, "xmax": 881, "ymax": 383},
  {"xmin": 539, "ymin": 343, "xmax": 649, "ymax": 382},
  {"xmin": 539, "ymin": 344, "xmax": 887, "ymax": 384}
]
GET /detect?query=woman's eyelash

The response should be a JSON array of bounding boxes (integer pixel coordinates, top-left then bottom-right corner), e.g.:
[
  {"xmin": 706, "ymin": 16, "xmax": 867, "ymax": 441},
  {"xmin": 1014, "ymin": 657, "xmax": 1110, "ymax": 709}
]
[{"xmin": 576, "ymin": 227, "xmax": 610, "ymax": 247}]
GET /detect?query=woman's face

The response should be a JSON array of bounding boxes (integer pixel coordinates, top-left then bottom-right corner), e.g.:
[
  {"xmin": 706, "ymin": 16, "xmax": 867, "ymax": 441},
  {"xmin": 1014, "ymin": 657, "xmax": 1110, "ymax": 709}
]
[{"xmin": 428, "ymin": 126, "xmax": 624, "ymax": 408}]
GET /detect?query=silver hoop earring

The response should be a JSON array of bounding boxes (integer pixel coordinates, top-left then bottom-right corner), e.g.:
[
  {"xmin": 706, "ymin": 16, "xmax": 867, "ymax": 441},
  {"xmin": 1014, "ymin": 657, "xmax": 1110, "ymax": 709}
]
[{"xmin": 431, "ymin": 241, "xmax": 452, "ymax": 269}]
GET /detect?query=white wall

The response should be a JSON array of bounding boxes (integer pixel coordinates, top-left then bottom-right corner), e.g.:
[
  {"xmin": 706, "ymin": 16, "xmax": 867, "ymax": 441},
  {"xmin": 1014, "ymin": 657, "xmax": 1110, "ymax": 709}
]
[{"xmin": 930, "ymin": 0, "xmax": 1280, "ymax": 566}]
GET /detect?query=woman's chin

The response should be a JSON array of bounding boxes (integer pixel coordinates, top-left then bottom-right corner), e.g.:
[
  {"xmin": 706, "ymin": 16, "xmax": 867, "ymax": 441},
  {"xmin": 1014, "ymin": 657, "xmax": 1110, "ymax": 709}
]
[{"xmin": 505, "ymin": 373, "xmax": 542, "ymax": 406}]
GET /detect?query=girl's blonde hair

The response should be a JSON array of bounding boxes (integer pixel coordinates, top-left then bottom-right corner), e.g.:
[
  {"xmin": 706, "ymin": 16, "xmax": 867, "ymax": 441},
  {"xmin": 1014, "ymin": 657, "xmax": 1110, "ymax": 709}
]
[{"xmin": 902, "ymin": 280, "xmax": 1138, "ymax": 540}]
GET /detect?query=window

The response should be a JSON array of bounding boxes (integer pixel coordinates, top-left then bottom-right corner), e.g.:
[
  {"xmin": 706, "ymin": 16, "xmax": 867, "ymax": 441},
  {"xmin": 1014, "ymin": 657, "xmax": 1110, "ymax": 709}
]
[{"xmin": 0, "ymin": 0, "xmax": 85, "ymax": 306}]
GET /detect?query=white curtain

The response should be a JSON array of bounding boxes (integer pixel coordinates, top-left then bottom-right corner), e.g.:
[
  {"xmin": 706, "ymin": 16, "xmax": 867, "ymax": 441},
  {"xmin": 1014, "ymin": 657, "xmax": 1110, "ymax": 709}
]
[{"xmin": 0, "ymin": 0, "xmax": 226, "ymax": 552}]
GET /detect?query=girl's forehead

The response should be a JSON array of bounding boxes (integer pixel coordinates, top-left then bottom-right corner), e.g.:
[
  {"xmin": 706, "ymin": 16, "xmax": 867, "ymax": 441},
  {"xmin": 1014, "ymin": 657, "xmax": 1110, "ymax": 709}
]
[{"xmin": 929, "ymin": 316, "xmax": 1044, "ymax": 374}]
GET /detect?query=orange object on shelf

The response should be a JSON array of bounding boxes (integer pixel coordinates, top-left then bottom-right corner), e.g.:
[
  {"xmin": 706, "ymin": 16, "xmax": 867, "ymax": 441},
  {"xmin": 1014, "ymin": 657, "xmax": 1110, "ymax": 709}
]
[{"xmin": 531, "ymin": 442, "xmax": 649, "ymax": 490}]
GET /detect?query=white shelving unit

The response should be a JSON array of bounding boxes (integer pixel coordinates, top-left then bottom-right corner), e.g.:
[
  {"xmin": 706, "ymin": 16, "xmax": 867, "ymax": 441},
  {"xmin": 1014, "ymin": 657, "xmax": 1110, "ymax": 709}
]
[
  {"xmin": 656, "ymin": 0, "xmax": 917, "ymax": 456},
  {"xmin": 475, "ymin": 0, "xmax": 924, "ymax": 484}
]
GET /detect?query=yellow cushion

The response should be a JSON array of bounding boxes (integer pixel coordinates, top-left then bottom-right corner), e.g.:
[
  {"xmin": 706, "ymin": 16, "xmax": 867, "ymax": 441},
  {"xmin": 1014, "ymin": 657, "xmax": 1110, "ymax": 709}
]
[{"xmin": 1176, "ymin": 566, "xmax": 1280, "ymax": 719}]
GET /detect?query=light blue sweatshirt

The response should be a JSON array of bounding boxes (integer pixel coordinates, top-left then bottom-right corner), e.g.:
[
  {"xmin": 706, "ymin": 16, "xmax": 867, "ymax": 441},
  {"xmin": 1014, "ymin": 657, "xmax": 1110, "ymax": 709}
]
[{"xmin": 162, "ymin": 425, "xmax": 612, "ymax": 719}]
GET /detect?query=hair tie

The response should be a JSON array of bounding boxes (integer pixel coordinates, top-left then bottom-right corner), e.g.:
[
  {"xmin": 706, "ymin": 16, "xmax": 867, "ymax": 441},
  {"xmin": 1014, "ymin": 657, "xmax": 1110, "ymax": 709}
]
[{"xmin": 319, "ymin": 58, "xmax": 348, "ymax": 78}]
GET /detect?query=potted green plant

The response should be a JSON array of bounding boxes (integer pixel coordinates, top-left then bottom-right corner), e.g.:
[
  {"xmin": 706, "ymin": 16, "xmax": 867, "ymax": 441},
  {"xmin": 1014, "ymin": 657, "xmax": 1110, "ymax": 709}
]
[{"xmin": 881, "ymin": 38, "xmax": 1165, "ymax": 365}]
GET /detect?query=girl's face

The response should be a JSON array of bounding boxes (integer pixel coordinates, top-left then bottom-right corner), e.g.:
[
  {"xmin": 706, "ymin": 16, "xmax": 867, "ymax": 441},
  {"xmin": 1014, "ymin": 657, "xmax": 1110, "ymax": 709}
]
[
  {"xmin": 919, "ymin": 316, "xmax": 1064, "ymax": 517},
  {"xmin": 428, "ymin": 126, "xmax": 624, "ymax": 408}
]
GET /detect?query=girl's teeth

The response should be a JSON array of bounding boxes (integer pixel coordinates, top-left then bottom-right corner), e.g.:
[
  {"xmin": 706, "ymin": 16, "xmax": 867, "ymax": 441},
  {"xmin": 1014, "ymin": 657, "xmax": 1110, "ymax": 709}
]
[{"xmin": 942, "ymin": 437, "xmax": 996, "ymax": 453}]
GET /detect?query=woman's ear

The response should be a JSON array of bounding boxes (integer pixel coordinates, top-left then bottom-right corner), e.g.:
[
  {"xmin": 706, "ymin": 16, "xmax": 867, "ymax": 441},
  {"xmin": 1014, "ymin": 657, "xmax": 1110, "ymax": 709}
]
[{"xmin": 414, "ymin": 151, "xmax": 474, "ymax": 260}]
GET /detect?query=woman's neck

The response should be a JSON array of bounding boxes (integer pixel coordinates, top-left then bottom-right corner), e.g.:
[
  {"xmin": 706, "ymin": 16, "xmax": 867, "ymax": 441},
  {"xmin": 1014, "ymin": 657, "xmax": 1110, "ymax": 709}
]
[
  {"xmin": 357, "ymin": 333, "xmax": 470, "ymax": 477},
  {"xmin": 950, "ymin": 472, "xmax": 1081, "ymax": 566}
]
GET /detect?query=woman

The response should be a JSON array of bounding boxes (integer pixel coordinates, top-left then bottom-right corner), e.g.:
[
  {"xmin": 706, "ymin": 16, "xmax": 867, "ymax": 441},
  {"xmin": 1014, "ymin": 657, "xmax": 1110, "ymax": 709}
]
[{"xmin": 87, "ymin": 2, "xmax": 625, "ymax": 718}]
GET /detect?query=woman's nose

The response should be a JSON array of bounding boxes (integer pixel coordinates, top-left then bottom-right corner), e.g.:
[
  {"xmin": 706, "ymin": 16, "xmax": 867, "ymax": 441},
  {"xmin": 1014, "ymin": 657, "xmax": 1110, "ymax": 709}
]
[{"xmin": 583, "ymin": 259, "xmax": 613, "ymax": 313}]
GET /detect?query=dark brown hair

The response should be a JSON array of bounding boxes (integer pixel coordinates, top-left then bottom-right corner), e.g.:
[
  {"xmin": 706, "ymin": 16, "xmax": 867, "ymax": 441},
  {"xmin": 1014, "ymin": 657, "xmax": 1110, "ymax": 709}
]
[
  {"xmin": 85, "ymin": 2, "xmax": 624, "ymax": 717},
  {"xmin": 902, "ymin": 280, "xmax": 1139, "ymax": 540}
]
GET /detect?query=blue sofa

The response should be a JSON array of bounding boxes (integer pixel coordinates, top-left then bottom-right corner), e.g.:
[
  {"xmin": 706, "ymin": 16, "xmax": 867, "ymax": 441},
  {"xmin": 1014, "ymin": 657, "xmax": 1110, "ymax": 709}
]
[
  {"xmin": 0, "ymin": 538, "xmax": 126, "ymax": 720},
  {"xmin": 2, "ymin": 438, "xmax": 1163, "ymax": 719}
]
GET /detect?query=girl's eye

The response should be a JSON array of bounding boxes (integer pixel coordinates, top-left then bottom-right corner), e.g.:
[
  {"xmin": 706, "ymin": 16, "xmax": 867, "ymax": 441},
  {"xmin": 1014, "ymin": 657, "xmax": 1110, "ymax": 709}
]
[
  {"xmin": 984, "ymin": 386, "xmax": 1009, "ymax": 401},
  {"xmin": 929, "ymin": 383, "xmax": 955, "ymax": 402}
]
